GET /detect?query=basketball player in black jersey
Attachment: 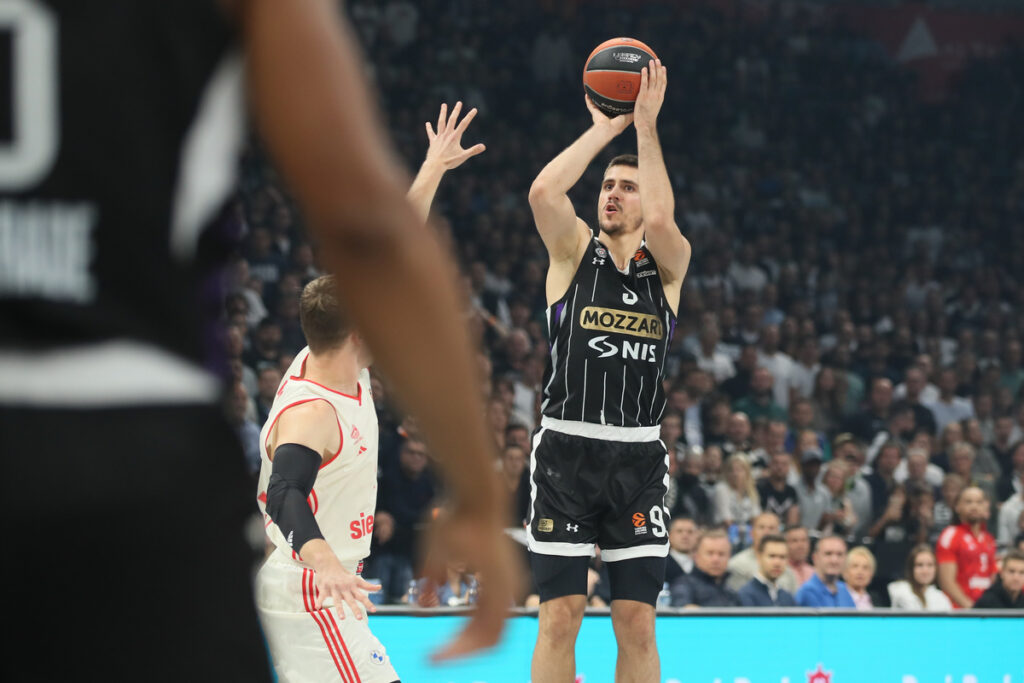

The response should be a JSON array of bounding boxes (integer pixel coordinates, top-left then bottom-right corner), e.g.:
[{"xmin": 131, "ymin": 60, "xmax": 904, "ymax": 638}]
[
  {"xmin": 0, "ymin": 1, "xmax": 512, "ymax": 679},
  {"xmin": 527, "ymin": 60, "xmax": 691, "ymax": 682}
]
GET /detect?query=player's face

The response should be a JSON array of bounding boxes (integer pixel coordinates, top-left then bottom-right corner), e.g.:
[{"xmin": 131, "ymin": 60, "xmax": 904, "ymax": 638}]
[
  {"xmin": 759, "ymin": 542, "xmax": 788, "ymax": 581},
  {"xmin": 1003, "ymin": 559, "xmax": 1024, "ymax": 594},
  {"xmin": 956, "ymin": 487, "xmax": 988, "ymax": 524},
  {"xmin": 597, "ymin": 166, "xmax": 643, "ymax": 237}
]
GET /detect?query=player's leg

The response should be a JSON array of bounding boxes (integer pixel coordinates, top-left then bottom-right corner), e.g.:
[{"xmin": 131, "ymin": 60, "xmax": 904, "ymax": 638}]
[
  {"xmin": 598, "ymin": 439, "xmax": 670, "ymax": 683},
  {"xmin": 530, "ymin": 554, "xmax": 589, "ymax": 683},
  {"xmin": 607, "ymin": 558, "xmax": 664, "ymax": 683}
]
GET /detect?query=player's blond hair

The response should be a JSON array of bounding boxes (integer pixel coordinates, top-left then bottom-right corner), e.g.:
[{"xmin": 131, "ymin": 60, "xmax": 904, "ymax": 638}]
[{"xmin": 299, "ymin": 275, "xmax": 352, "ymax": 353}]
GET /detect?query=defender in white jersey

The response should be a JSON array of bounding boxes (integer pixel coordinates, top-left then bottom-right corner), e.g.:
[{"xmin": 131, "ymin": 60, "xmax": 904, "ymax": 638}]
[{"xmin": 256, "ymin": 103, "xmax": 489, "ymax": 682}]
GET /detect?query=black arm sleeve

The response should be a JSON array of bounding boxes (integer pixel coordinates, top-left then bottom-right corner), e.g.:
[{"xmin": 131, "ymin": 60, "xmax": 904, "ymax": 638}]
[{"xmin": 266, "ymin": 443, "xmax": 325, "ymax": 552}]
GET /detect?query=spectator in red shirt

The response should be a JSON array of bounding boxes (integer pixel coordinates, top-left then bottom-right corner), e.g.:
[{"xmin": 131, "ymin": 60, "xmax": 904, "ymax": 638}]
[{"xmin": 936, "ymin": 486, "xmax": 997, "ymax": 608}]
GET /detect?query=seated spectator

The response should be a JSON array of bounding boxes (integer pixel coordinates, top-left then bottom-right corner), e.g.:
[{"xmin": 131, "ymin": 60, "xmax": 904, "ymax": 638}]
[
  {"xmin": 733, "ymin": 367, "xmax": 787, "ymax": 423},
  {"xmin": 784, "ymin": 398, "xmax": 828, "ymax": 459},
  {"xmin": 665, "ymin": 516, "xmax": 698, "ymax": 584},
  {"xmin": 932, "ymin": 473, "xmax": 965, "ymax": 540},
  {"xmin": 995, "ymin": 441, "xmax": 1024, "ymax": 503},
  {"xmin": 669, "ymin": 529, "xmax": 741, "ymax": 607},
  {"xmin": 226, "ymin": 381, "xmax": 262, "ymax": 477},
  {"xmin": 866, "ymin": 441, "xmax": 902, "ymax": 525},
  {"xmin": 737, "ymin": 534, "xmax": 797, "ymax": 607},
  {"xmin": 500, "ymin": 444, "xmax": 529, "ymax": 528},
  {"xmin": 844, "ymin": 377, "xmax": 893, "ymax": 444},
  {"xmin": 415, "ymin": 560, "xmax": 478, "ymax": 607},
  {"xmin": 726, "ymin": 512, "xmax": 798, "ymax": 594},
  {"xmin": 963, "ymin": 417, "xmax": 1002, "ymax": 496},
  {"xmin": 757, "ymin": 451, "xmax": 800, "ymax": 527},
  {"xmin": 925, "ymin": 368, "xmax": 974, "ymax": 436},
  {"xmin": 972, "ymin": 550, "xmax": 1024, "ymax": 609},
  {"xmin": 888, "ymin": 544, "xmax": 953, "ymax": 611},
  {"xmin": 721, "ymin": 412, "xmax": 753, "ymax": 459},
  {"xmin": 795, "ymin": 448, "xmax": 830, "ymax": 531},
  {"xmin": 936, "ymin": 486, "xmax": 997, "ymax": 609},
  {"xmin": 949, "ymin": 441, "xmax": 997, "ymax": 506},
  {"xmin": 713, "ymin": 455, "xmax": 762, "ymax": 537},
  {"xmin": 785, "ymin": 525, "xmax": 816, "ymax": 587},
  {"xmin": 895, "ymin": 446, "xmax": 944, "ymax": 491},
  {"xmin": 843, "ymin": 546, "xmax": 877, "ymax": 610},
  {"xmin": 997, "ymin": 470, "xmax": 1024, "ymax": 549},
  {"xmin": 671, "ymin": 446, "xmax": 713, "ymax": 527},
  {"xmin": 819, "ymin": 462, "xmax": 858, "ymax": 540},
  {"xmin": 794, "ymin": 535, "xmax": 856, "ymax": 608}
]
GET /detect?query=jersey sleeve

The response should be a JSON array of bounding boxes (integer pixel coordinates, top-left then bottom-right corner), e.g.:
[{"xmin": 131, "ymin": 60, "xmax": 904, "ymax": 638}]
[{"xmin": 935, "ymin": 526, "xmax": 959, "ymax": 564}]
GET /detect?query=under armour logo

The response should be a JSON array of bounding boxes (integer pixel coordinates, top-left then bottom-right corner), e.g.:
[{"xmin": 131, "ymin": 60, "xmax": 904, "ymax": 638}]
[
  {"xmin": 566, "ymin": 523, "xmax": 579, "ymax": 532},
  {"xmin": 593, "ymin": 258, "xmax": 606, "ymax": 266},
  {"xmin": 622, "ymin": 285, "xmax": 638, "ymax": 305}
]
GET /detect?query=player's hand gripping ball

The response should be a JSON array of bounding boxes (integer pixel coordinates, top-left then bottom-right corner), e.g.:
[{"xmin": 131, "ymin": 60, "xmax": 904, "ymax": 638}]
[{"xmin": 583, "ymin": 37, "xmax": 659, "ymax": 117}]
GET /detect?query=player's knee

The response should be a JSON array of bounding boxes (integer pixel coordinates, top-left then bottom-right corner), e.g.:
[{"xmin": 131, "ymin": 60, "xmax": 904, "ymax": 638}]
[
  {"xmin": 538, "ymin": 596, "xmax": 586, "ymax": 642},
  {"xmin": 611, "ymin": 602, "xmax": 657, "ymax": 650}
]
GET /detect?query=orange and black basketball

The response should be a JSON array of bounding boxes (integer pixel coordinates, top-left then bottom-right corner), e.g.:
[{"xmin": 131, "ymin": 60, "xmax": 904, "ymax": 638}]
[{"xmin": 583, "ymin": 37, "xmax": 659, "ymax": 117}]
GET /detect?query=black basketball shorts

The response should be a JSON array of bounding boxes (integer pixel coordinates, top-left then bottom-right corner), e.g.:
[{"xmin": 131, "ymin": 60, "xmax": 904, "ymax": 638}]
[{"xmin": 527, "ymin": 423, "xmax": 670, "ymax": 562}]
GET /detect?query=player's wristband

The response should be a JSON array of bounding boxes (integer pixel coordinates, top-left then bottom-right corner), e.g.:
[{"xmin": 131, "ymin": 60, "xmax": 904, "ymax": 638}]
[{"xmin": 266, "ymin": 443, "xmax": 325, "ymax": 552}]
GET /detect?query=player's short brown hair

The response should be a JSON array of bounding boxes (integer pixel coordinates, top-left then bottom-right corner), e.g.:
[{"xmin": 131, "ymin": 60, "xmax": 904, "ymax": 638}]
[
  {"xmin": 606, "ymin": 153, "xmax": 638, "ymax": 173},
  {"xmin": 299, "ymin": 275, "xmax": 352, "ymax": 353}
]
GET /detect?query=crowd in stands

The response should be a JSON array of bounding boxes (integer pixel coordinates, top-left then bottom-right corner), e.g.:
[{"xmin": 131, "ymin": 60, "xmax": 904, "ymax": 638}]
[{"xmin": 224, "ymin": 0, "xmax": 1024, "ymax": 609}]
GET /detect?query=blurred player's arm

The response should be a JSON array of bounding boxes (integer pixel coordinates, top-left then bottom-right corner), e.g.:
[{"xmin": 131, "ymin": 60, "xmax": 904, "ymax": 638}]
[
  {"xmin": 937, "ymin": 561, "xmax": 973, "ymax": 608},
  {"xmin": 407, "ymin": 102, "xmax": 486, "ymax": 223},
  {"xmin": 528, "ymin": 97, "xmax": 633, "ymax": 266},
  {"xmin": 235, "ymin": 0, "xmax": 514, "ymax": 658},
  {"xmin": 265, "ymin": 400, "xmax": 380, "ymax": 619},
  {"xmin": 633, "ymin": 59, "xmax": 691, "ymax": 313}
]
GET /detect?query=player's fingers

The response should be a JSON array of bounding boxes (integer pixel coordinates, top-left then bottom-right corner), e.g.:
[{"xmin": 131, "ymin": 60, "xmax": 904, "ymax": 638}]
[
  {"xmin": 437, "ymin": 103, "xmax": 447, "ymax": 134},
  {"xmin": 425, "ymin": 121, "xmax": 436, "ymax": 140},
  {"xmin": 357, "ymin": 577, "xmax": 382, "ymax": 592},
  {"xmin": 454, "ymin": 106, "xmax": 478, "ymax": 135},
  {"xmin": 457, "ymin": 143, "xmax": 486, "ymax": 163},
  {"xmin": 447, "ymin": 101, "xmax": 463, "ymax": 132}
]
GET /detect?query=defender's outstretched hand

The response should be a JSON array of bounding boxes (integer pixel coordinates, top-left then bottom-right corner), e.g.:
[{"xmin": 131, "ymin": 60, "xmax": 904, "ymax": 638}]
[
  {"xmin": 585, "ymin": 94, "xmax": 633, "ymax": 135},
  {"xmin": 634, "ymin": 59, "xmax": 667, "ymax": 131},
  {"xmin": 408, "ymin": 101, "xmax": 486, "ymax": 221},
  {"xmin": 424, "ymin": 101, "xmax": 486, "ymax": 171}
]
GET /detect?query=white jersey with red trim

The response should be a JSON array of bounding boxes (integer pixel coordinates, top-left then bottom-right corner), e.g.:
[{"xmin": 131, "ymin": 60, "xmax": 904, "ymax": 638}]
[{"xmin": 257, "ymin": 347, "xmax": 378, "ymax": 573}]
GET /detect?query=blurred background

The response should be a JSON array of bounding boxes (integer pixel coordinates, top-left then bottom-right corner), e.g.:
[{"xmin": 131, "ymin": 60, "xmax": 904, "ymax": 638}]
[{"xmin": 225, "ymin": 0, "xmax": 1024, "ymax": 611}]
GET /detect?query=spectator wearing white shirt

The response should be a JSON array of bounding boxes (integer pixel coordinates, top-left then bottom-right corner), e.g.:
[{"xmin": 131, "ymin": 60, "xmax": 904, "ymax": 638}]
[
  {"xmin": 728, "ymin": 244, "xmax": 768, "ymax": 293},
  {"xmin": 997, "ymin": 471, "xmax": 1024, "ymax": 549},
  {"xmin": 887, "ymin": 545, "xmax": 953, "ymax": 610},
  {"xmin": 696, "ymin": 319, "xmax": 736, "ymax": 383},
  {"xmin": 925, "ymin": 367, "xmax": 975, "ymax": 435},
  {"xmin": 788, "ymin": 337, "xmax": 821, "ymax": 403},
  {"xmin": 757, "ymin": 325, "xmax": 794, "ymax": 409},
  {"xmin": 895, "ymin": 447, "xmax": 944, "ymax": 490}
]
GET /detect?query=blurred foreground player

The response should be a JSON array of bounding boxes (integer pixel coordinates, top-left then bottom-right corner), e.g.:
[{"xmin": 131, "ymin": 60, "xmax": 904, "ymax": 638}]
[
  {"xmin": 256, "ymin": 104, "xmax": 485, "ymax": 683},
  {"xmin": 0, "ymin": 2, "xmax": 511, "ymax": 679},
  {"xmin": 527, "ymin": 60, "xmax": 691, "ymax": 682}
]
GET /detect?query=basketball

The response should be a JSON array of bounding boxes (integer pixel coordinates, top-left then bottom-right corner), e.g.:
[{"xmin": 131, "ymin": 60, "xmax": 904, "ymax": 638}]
[{"xmin": 583, "ymin": 37, "xmax": 659, "ymax": 117}]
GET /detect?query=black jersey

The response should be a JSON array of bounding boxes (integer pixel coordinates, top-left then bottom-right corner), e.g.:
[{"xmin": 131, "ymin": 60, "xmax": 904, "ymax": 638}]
[
  {"xmin": 541, "ymin": 237, "xmax": 677, "ymax": 428},
  {"xmin": 0, "ymin": 1, "xmax": 239, "ymax": 364}
]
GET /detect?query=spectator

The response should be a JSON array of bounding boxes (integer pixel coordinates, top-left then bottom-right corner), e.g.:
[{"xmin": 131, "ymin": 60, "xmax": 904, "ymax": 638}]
[
  {"xmin": 843, "ymin": 546, "xmax": 877, "ymax": 610},
  {"xmin": 665, "ymin": 516, "xmax": 698, "ymax": 584},
  {"xmin": 795, "ymin": 448, "xmax": 830, "ymax": 531},
  {"xmin": 895, "ymin": 446, "xmax": 944, "ymax": 490},
  {"xmin": 784, "ymin": 398, "xmax": 827, "ymax": 458},
  {"xmin": 227, "ymin": 381, "xmax": 262, "ymax": 477},
  {"xmin": 997, "ymin": 469, "xmax": 1024, "ymax": 549},
  {"xmin": 243, "ymin": 318, "xmax": 284, "ymax": 373},
  {"xmin": 864, "ymin": 401, "xmax": 915, "ymax": 465},
  {"xmin": 809, "ymin": 366, "xmax": 848, "ymax": 436},
  {"xmin": 721, "ymin": 344, "xmax": 760, "ymax": 402},
  {"xmin": 990, "ymin": 416, "xmax": 1019, "ymax": 474},
  {"xmin": 936, "ymin": 486, "xmax": 997, "ymax": 608},
  {"xmin": 785, "ymin": 525, "xmax": 815, "ymax": 587},
  {"xmin": 995, "ymin": 441, "xmax": 1024, "ymax": 503},
  {"xmin": 932, "ymin": 473, "xmax": 966, "ymax": 539},
  {"xmin": 254, "ymin": 366, "xmax": 282, "ymax": 425},
  {"xmin": 733, "ymin": 367, "xmax": 787, "ymax": 423},
  {"xmin": 832, "ymin": 434, "xmax": 873, "ymax": 538},
  {"xmin": 926, "ymin": 368, "xmax": 975, "ymax": 435},
  {"xmin": 866, "ymin": 441, "xmax": 902, "ymax": 524},
  {"xmin": 757, "ymin": 325, "xmax": 794, "ymax": 409},
  {"xmin": 887, "ymin": 545, "xmax": 953, "ymax": 611},
  {"xmin": 972, "ymin": 550, "xmax": 1024, "ymax": 610},
  {"xmin": 737, "ymin": 534, "xmax": 797, "ymax": 607},
  {"xmin": 949, "ymin": 441, "xmax": 997, "ymax": 505},
  {"xmin": 416, "ymin": 560, "xmax": 478, "ymax": 608},
  {"xmin": 726, "ymin": 512, "xmax": 798, "ymax": 594},
  {"xmin": 896, "ymin": 366, "xmax": 938, "ymax": 436},
  {"xmin": 722, "ymin": 412, "xmax": 754, "ymax": 459},
  {"xmin": 757, "ymin": 452, "xmax": 800, "ymax": 527},
  {"xmin": 696, "ymin": 318, "xmax": 736, "ymax": 383},
  {"xmin": 501, "ymin": 444, "xmax": 529, "ymax": 528},
  {"xmin": 794, "ymin": 535, "xmax": 856, "ymax": 608},
  {"xmin": 671, "ymin": 446, "xmax": 713, "ymax": 526},
  {"xmin": 844, "ymin": 377, "xmax": 894, "ymax": 443},
  {"xmin": 713, "ymin": 455, "xmax": 762, "ymax": 533},
  {"xmin": 819, "ymin": 462, "xmax": 858, "ymax": 540},
  {"xmin": 963, "ymin": 417, "xmax": 1002, "ymax": 495},
  {"xmin": 787, "ymin": 338, "xmax": 821, "ymax": 403},
  {"xmin": 669, "ymin": 529, "xmax": 741, "ymax": 608}
]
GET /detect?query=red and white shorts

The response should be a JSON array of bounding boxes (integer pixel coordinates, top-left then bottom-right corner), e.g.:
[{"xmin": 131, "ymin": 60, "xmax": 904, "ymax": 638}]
[{"xmin": 256, "ymin": 551, "xmax": 398, "ymax": 683}]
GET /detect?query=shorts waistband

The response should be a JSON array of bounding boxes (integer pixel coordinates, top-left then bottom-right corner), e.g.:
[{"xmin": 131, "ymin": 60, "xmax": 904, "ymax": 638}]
[{"xmin": 540, "ymin": 416, "xmax": 661, "ymax": 443}]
